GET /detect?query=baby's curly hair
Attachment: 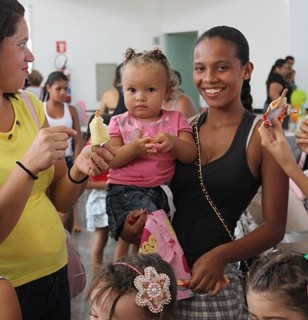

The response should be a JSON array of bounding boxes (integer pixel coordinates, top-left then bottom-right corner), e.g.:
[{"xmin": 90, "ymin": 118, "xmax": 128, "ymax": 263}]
[{"xmin": 121, "ymin": 47, "xmax": 179, "ymax": 101}]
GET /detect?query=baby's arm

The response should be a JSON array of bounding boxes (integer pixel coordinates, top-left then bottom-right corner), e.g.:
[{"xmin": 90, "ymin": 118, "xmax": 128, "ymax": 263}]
[
  {"xmin": 152, "ymin": 130, "xmax": 197, "ymax": 163},
  {"xmin": 109, "ymin": 133, "xmax": 152, "ymax": 169}
]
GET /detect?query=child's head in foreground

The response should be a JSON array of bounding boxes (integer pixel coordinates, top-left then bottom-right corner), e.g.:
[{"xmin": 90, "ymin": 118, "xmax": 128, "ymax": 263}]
[
  {"xmin": 87, "ymin": 253, "xmax": 177, "ymax": 320},
  {"xmin": 246, "ymin": 250, "xmax": 308, "ymax": 320}
]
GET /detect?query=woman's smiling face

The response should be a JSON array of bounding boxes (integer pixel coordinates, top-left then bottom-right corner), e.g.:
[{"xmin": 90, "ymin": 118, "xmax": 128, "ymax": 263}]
[{"xmin": 193, "ymin": 36, "xmax": 251, "ymax": 110}]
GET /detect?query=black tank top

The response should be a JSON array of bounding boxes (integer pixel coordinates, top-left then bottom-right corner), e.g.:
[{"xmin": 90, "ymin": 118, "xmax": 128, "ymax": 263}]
[
  {"xmin": 171, "ymin": 110, "xmax": 261, "ymax": 268},
  {"xmin": 112, "ymin": 86, "xmax": 127, "ymax": 116}
]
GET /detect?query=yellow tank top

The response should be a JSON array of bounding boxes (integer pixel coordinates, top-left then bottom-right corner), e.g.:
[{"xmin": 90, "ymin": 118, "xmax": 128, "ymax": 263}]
[{"xmin": 0, "ymin": 93, "xmax": 67, "ymax": 287}]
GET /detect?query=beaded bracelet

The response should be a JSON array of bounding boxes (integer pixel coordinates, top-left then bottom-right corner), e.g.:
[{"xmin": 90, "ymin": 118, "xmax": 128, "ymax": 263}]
[
  {"xmin": 16, "ymin": 161, "xmax": 38, "ymax": 180},
  {"xmin": 68, "ymin": 166, "xmax": 89, "ymax": 184}
]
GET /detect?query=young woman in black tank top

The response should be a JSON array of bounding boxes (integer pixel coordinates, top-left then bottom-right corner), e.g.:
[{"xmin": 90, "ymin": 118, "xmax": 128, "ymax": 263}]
[{"xmin": 120, "ymin": 26, "xmax": 288, "ymax": 320}]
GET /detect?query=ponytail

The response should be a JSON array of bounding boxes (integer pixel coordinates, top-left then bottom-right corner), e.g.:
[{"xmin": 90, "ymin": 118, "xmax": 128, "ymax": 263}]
[{"xmin": 241, "ymin": 79, "xmax": 253, "ymax": 112}]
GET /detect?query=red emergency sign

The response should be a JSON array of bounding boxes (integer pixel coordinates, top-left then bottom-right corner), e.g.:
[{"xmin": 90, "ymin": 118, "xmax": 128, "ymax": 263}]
[{"xmin": 56, "ymin": 41, "xmax": 67, "ymax": 53}]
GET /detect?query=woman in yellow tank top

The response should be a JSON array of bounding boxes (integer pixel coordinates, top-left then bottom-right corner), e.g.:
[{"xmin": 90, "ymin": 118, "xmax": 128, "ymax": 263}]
[{"xmin": 0, "ymin": 2, "xmax": 114, "ymax": 319}]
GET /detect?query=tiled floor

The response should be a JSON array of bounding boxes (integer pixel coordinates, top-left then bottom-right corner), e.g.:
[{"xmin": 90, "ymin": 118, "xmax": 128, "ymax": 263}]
[{"xmin": 70, "ymin": 191, "xmax": 117, "ymax": 320}]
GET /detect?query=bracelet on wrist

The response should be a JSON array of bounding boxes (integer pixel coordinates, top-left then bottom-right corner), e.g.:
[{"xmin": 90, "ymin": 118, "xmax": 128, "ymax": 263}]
[
  {"xmin": 68, "ymin": 166, "xmax": 89, "ymax": 184},
  {"xmin": 16, "ymin": 161, "xmax": 38, "ymax": 180}
]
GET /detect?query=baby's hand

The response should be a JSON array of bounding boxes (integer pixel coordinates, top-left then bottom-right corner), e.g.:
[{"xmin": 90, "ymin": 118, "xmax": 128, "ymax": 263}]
[
  {"xmin": 121, "ymin": 209, "xmax": 148, "ymax": 244},
  {"xmin": 131, "ymin": 131, "xmax": 153, "ymax": 155},
  {"xmin": 127, "ymin": 208, "xmax": 149, "ymax": 225},
  {"xmin": 151, "ymin": 132, "xmax": 174, "ymax": 153}
]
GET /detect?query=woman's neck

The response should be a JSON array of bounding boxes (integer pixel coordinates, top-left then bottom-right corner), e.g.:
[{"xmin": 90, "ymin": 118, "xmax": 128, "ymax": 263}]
[
  {"xmin": 47, "ymin": 100, "xmax": 64, "ymax": 108},
  {"xmin": 206, "ymin": 106, "xmax": 245, "ymax": 127}
]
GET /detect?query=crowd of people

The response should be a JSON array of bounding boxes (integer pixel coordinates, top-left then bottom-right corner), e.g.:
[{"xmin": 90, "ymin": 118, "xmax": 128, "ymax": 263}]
[{"xmin": 1, "ymin": 1, "xmax": 307, "ymax": 320}]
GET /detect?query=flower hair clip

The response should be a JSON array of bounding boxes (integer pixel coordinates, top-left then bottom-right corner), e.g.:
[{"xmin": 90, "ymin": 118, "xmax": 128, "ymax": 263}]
[{"xmin": 114, "ymin": 262, "xmax": 172, "ymax": 314}]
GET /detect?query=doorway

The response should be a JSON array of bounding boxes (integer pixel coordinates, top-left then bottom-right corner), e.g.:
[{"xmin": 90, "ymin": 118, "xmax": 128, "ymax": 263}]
[{"xmin": 164, "ymin": 31, "xmax": 200, "ymax": 111}]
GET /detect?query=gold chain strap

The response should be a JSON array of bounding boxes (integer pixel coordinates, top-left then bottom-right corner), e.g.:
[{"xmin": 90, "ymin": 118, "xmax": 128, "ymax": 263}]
[{"xmin": 193, "ymin": 122, "xmax": 250, "ymax": 272}]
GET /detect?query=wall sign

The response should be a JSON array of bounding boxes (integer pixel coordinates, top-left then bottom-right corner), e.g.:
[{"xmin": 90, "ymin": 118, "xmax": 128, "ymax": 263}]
[{"xmin": 56, "ymin": 41, "xmax": 67, "ymax": 53}]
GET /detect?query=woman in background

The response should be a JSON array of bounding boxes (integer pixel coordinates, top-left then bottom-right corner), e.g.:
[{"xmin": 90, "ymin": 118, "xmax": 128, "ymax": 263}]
[
  {"xmin": 263, "ymin": 58, "xmax": 291, "ymax": 129},
  {"xmin": 42, "ymin": 71, "xmax": 83, "ymax": 233},
  {"xmin": 99, "ymin": 63, "xmax": 126, "ymax": 115},
  {"xmin": 163, "ymin": 69, "xmax": 196, "ymax": 118}
]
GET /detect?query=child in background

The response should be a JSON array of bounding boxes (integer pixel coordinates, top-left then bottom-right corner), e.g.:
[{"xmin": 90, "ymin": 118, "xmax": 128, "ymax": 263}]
[
  {"xmin": 85, "ymin": 113, "xmax": 111, "ymax": 271},
  {"xmin": 86, "ymin": 112, "xmax": 136, "ymax": 265},
  {"xmin": 0, "ymin": 277, "xmax": 22, "ymax": 320},
  {"xmin": 42, "ymin": 71, "xmax": 83, "ymax": 233},
  {"xmin": 246, "ymin": 250, "xmax": 308, "ymax": 320},
  {"xmin": 86, "ymin": 253, "xmax": 177, "ymax": 320},
  {"xmin": 25, "ymin": 69, "xmax": 44, "ymax": 100},
  {"xmin": 106, "ymin": 47, "xmax": 197, "ymax": 241}
]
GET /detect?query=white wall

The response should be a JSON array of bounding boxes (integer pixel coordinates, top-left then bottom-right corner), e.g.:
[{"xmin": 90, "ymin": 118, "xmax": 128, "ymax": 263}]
[
  {"xmin": 159, "ymin": 0, "xmax": 293, "ymax": 109},
  {"xmin": 21, "ymin": 0, "xmax": 162, "ymax": 110},
  {"xmin": 20, "ymin": 0, "xmax": 307, "ymax": 111},
  {"xmin": 290, "ymin": 0, "xmax": 308, "ymax": 101}
]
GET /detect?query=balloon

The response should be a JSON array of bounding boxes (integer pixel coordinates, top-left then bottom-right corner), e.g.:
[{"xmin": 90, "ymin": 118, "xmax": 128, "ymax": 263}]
[{"xmin": 290, "ymin": 89, "xmax": 307, "ymax": 107}]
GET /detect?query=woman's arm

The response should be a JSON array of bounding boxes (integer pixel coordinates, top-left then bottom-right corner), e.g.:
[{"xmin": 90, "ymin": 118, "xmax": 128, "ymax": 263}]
[
  {"xmin": 99, "ymin": 92, "xmax": 108, "ymax": 114},
  {"xmin": 259, "ymin": 119, "xmax": 308, "ymax": 197},
  {"xmin": 188, "ymin": 123, "xmax": 288, "ymax": 295},
  {"xmin": 49, "ymin": 143, "xmax": 114, "ymax": 213},
  {"xmin": 152, "ymin": 131, "xmax": 197, "ymax": 163},
  {"xmin": 295, "ymin": 118, "xmax": 308, "ymax": 153},
  {"xmin": 0, "ymin": 114, "xmax": 114, "ymax": 243},
  {"xmin": 0, "ymin": 278, "xmax": 22, "ymax": 320},
  {"xmin": 269, "ymin": 82, "xmax": 284, "ymax": 101},
  {"xmin": 99, "ymin": 89, "xmax": 119, "ymax": 114},
  {"xmin": 0, "ymin": 120, "xmax": 76, "ymax": 241}
]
